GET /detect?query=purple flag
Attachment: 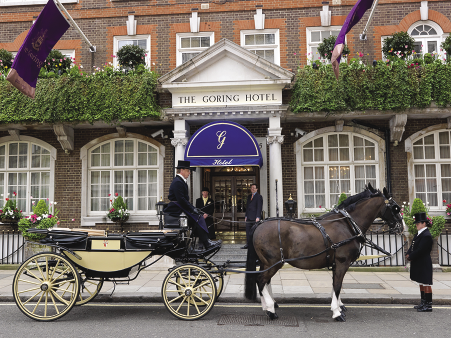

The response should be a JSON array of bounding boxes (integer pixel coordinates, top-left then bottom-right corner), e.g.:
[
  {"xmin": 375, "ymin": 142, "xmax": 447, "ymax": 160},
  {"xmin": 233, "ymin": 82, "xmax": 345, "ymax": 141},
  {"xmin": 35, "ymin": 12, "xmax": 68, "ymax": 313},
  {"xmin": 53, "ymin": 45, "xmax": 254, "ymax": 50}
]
[
  {"xmin": 6, "ymin": 0, "xmax": 70, "ymax": 98},
  {"xmin": 331, "ymin": 0, "xmax": 374, "ymax": 79}
]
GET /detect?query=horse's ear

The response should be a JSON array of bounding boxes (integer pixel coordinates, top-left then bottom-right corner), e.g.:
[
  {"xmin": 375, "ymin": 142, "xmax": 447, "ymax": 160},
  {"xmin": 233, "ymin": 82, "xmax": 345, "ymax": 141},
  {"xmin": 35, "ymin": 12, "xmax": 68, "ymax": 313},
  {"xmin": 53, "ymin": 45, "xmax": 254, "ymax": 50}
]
[
  {"xmin": 383, "ymin": 187, "xmax": 389, "ymax": 199},
  {"xmin": 367, "ymin": 182, "xmax": 373, "ymax": 190}
]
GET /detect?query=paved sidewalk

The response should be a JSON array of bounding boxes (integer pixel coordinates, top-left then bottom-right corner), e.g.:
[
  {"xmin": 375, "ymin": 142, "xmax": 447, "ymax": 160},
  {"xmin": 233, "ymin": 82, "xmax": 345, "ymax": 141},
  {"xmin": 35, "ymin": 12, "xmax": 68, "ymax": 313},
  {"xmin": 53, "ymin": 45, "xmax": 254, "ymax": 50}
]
[{"xmin": 2, "ymin": 268, "xmax": 451, "ymax": 305}]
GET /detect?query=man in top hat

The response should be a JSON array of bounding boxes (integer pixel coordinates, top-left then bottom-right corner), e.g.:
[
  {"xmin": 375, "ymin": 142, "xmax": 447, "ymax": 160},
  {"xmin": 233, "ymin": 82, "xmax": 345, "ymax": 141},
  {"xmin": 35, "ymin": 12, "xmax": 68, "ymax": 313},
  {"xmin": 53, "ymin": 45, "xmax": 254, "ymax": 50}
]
[
  {"xmin": 196, "ymin": 187, "xmax": 216, "ymax": 240},
  {"xmin": 164, "ymin": 160, "xmax": 221, "ymax": 250},
  {"xmin": 406, "ymin": 212, "xmax": 433, "ymax": 312}
]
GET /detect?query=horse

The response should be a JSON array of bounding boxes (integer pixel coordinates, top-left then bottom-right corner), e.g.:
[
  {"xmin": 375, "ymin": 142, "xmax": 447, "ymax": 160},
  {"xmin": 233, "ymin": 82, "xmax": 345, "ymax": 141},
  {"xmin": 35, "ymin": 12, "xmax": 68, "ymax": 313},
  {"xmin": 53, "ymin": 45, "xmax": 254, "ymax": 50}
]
[{"xmin": 244, "ymin": 183, "xmax": 403, "ymax": 322}]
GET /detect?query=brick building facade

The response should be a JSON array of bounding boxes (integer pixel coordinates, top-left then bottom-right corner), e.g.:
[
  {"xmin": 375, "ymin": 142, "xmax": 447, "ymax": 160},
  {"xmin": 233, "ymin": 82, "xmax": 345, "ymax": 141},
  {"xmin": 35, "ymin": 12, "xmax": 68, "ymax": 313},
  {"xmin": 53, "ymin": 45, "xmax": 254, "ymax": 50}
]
[{"xmin": 1, "ymin": 0, "xmax": 451, "ymax": 264}]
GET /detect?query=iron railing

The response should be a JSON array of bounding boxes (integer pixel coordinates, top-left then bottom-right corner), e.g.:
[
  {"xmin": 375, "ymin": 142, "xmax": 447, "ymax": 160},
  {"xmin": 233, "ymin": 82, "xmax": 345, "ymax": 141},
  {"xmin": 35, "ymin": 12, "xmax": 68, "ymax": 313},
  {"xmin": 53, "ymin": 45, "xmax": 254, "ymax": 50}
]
[
  {"xmin": 352, "ymin": 231, "xmax": 407, "ymax": 266},
  {"xmin": 438, "ymin": 230, "xmax": 451, "ymax": 266},
  {"xmin": 0, "ymin": 230, "xmax": 25, "ymax": 264}
]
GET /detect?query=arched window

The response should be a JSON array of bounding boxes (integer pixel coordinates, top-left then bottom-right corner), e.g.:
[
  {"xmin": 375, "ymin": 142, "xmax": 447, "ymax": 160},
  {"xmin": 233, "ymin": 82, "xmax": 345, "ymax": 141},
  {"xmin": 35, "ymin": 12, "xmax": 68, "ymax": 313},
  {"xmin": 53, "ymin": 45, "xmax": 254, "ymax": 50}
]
[
  {"xmin": 408, "ymin": 21, "xmax": 444, "ymax": 58},
  {"xmin": 296, "ymin": 130, "xmax": 383, "ymax": 213},
  {"xmin": 0, "ymin": 138, "xmax": 56, "ymax": 215},
  {"xmin": 88, "ymin": 139, "xmax": 159, "ymax": 214},
  {"xmin": 410, "ymin": 130, "xmax": 451, "ymax": 209}
]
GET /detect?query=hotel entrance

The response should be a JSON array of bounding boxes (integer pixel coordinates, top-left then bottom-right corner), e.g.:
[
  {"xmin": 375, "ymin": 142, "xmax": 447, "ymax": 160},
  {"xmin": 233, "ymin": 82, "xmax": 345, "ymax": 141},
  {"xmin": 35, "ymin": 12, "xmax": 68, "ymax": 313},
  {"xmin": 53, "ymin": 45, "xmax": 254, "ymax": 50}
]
[{"xmin": 203, "ymin": 166, "xmax": 259, "ymax": 243}]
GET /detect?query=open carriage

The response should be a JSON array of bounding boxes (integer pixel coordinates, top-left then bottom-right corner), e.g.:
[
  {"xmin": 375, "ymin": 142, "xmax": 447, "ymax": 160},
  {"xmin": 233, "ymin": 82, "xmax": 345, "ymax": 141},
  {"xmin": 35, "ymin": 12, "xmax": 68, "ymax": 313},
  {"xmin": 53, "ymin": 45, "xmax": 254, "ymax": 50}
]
[{"xmin": 12, "ymin": 217, "xmax": 224, "ymax": 322}]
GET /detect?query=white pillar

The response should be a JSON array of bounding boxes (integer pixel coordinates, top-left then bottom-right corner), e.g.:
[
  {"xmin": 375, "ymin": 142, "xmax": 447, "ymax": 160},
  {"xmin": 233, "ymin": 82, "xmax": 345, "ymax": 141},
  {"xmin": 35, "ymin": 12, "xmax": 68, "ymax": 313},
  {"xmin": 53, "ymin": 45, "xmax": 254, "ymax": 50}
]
[
  {"xmin": 171, "ymin": 119, "xmax": 189, "ymax": 172},
  {"xmin": 267, "ymin": 116, "xmax": 284, "ymax": 217}
]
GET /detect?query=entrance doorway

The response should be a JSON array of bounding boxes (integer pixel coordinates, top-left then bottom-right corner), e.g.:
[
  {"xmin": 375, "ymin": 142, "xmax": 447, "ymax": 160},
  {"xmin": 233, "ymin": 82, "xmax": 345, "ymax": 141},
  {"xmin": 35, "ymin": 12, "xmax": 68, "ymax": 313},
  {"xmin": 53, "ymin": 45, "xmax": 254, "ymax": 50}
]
[{"xmin": 203, "ymin": 166, "xmax": 259, "ymax": 242}]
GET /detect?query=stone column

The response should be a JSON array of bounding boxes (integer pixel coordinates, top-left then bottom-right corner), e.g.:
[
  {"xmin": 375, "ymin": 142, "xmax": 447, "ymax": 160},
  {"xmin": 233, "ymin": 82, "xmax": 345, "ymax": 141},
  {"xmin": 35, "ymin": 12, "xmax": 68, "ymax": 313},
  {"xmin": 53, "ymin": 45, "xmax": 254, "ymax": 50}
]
[
  {"xmin": 267, "ymin": 116, "xmax": 284, "ymax": 217},
  {"xmin": 171, "ymin": 119, "xmax": 189, "ymax": 173}
]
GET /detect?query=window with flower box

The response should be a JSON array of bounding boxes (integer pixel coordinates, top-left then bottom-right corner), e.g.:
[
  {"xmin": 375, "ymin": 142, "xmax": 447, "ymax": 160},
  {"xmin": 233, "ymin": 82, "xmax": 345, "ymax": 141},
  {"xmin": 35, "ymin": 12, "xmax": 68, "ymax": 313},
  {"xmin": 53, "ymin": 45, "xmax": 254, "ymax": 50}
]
[
  {"xmin": 85, "ymin": 137, "xmax": 163, "ymax": 223},
  {"xmin": 409, "ymin": 130, "xmax": 451, "ymax": 211},
  {"xmin": 176, "ymin": 32, "xmax": 214, "ymax": 66},
  {"xmin": 113, "ymin": 35, "xmax": 150, "ymax": 68},
  {"xmin": 240, "ymin": 29, "xmax": 280, "ymax": 65},
  {"xmin": 297, "ymin": 131, "xmax": 382, "ymax": 213},
  {"xmin": 306, "ymin": 27, "xmax": 341, "ymax": 62},
  {"xmin": 0, "ymin": 138, "xmax": 56, "ymax": 216},
  {"xmin": 408, "ymin": 21, "xmax": 444, "ymax": 59}
]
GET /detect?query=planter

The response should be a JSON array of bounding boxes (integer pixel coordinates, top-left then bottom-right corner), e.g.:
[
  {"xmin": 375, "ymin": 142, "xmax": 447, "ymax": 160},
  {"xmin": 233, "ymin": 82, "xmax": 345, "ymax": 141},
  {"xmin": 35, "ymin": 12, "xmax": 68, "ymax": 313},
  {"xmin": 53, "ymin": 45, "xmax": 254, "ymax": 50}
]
[{"xmin": 23, "ymin": 241, "xmax": 53, "ymax": 260}]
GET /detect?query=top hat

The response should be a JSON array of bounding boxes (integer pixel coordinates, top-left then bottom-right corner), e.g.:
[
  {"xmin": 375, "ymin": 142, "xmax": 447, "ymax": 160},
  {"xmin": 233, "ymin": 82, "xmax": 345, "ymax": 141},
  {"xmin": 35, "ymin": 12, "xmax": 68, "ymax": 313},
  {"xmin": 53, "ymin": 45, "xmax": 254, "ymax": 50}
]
[
  {"xmin": 175, "ymin": 160, "xmax": 196, "ymax": 171},
  {"xmin": 201, "ymin": 187, "xmax": 210, "ymax": 193},
  {"xmin": 413, "ymin": 212, "xmax": 431, "ymax": 226}
]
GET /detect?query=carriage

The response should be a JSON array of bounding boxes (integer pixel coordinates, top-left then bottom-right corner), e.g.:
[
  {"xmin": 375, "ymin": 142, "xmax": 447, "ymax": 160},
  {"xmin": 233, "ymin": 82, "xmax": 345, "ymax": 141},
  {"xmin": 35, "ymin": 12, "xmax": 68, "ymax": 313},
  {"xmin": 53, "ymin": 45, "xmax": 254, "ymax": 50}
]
[{"xmin": 12, "ymin": 216, "xmax": 225, "ymax": 322}]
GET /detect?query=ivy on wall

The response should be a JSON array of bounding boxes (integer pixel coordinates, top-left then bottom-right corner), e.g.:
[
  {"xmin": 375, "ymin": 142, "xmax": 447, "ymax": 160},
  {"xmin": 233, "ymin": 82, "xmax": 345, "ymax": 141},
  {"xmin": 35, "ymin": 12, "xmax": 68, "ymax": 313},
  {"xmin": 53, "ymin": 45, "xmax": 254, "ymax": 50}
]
[
  {"xmin": 290, "ymin": 59, "xmax": 451, "ymax": 114},
  {"xmin": 0, "ymin": 68, "xmax": 160, "ymax": 125}
]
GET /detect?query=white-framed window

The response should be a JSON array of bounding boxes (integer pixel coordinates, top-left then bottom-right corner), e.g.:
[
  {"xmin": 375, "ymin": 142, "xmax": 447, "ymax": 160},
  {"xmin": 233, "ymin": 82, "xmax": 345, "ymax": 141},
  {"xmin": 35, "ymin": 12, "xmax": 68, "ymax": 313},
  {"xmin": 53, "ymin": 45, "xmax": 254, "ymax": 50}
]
[
  {"xmin": 409, "ymin": 130, "xmax": 451, "ymax": 210},
  {"xmin": 408, "ymin": 21, "xmax": 444, "ymax": 58},
  {"xmin": 113, "ymin": 35, "xmax": 150, "ymax": 68},
  {"xmin": 297, "ymin": 132, "xmax": 381, "ymax": 212},
  {"xmin": 176, "ymin": 32, "xmax": 214, "ymax": 66},
  {"xmin": 0, "ymin": 137, "xmax": 56, "ymax": 216},
  {"xmin": 306, "ymin": 26, "xmax": 341, "ymax": 62},
  {"xmin": 88, "ymin": 139, "xmax": 159, "ymax": 215},
  {"xmin": 0, "ymin": 0, "xmax": 77, "ymax": 7},
  {"xmin": 240, "ymin": 29, "xmax": 280, "ymax": 65}
]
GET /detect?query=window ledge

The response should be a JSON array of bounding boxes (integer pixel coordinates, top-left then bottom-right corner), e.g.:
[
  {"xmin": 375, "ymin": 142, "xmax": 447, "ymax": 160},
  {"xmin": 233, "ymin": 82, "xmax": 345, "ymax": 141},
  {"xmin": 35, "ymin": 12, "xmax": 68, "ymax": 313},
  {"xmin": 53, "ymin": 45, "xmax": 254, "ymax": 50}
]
[
  {"xmin": 81, "ymin": 215, "xmax": 159, "ymax": 227},
  {"xmin": 0, "ymin": 0, "xmax": 77, "ymax": 7}
]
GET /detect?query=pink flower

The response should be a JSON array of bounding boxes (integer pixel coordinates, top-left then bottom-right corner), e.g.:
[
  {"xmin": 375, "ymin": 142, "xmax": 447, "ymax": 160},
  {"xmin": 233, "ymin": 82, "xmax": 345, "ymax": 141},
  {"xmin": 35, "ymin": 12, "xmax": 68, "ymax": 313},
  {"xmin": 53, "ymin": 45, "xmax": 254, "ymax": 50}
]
[
  {"xmin": 57, "ymin": 221, "xmax": 60, "ymax": 225},
  {"xmin": 59, "ymin": 59, "xmax": 62, "ymax": 62},
  {"xmin": 52, "ymin": 59, "xmax": 55, "ymax": 61},
  {"xmin": 405, "ymin": 45, "xmax": 408, "ymax": 48},
  {"xmin": 47, "ymin": 198, "xmax": 49, "ymax": 201},
  {"xmin": 71, "ymin": 219, "xmax": 75, "ymax": 221},
  {"xmin": 109, "ymin": 193, "xmax": 111, "ymax": 196},
  {"xmin": 293, "ymin": 52, "xmax": 296, "ymax": 55},
  {"xmin": 319, "ymin": 205, "xmax": 322, "ymax": 208}
]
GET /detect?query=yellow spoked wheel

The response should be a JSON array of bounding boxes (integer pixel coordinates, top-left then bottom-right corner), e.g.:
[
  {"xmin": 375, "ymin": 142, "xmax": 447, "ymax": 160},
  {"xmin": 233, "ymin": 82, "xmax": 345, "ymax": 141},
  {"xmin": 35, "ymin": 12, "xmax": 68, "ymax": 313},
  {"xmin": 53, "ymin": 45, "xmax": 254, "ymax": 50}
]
[
  {"xmin": 13, "ymin": 252, "xmax": 80, "ymax": 321},
  {"xmin": 162, "ymin": 264, "xmax": 216, "ymax": 320},
  {"xmin": 76, "ymin": 271, "xmax": 104, "ymax": 306},
  {"xmin": 190, "ymin": 259, "xmax": 223, "ymax": 301}
]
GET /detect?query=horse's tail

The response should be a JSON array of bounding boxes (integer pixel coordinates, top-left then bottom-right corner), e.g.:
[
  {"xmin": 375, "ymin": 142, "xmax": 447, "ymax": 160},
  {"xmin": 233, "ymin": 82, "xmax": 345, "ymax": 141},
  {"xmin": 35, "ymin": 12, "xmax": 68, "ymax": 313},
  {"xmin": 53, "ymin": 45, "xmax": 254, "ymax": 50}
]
[{"xmin": 244, "ymin": 229, "xmax": 258, "ymax": 301}]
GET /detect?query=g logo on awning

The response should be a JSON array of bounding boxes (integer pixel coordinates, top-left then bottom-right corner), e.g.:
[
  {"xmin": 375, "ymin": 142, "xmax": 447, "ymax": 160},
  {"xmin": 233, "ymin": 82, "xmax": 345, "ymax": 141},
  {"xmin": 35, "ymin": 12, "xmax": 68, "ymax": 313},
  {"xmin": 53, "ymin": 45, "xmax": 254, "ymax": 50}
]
[{"xmin": 216, "ymin": 131, "xmax": 226, "ymax": 149}]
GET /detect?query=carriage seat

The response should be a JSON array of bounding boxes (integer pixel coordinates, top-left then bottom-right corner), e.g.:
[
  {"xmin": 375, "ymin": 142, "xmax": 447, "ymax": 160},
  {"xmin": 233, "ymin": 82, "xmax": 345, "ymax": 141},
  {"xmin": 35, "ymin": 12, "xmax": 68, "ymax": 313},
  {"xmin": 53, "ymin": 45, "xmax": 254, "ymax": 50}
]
[
  {"xmin": 125, "ymin": 231, "xmax": 178, "ymax": 250},
  {"xmin": 33, "ymin": 228, "xmax": 89, "ymax": 250},
  {"xmin": 163, "ymin": 212, "xmax": 189, "ymax": 231}
]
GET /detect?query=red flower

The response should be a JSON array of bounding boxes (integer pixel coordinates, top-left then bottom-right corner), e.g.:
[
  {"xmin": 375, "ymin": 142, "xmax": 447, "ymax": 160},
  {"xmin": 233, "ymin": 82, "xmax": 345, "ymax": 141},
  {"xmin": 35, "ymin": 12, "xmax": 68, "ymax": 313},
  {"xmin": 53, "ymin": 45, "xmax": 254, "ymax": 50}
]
[
  {"xmin": 5, "ymin": 198, "xmax": 8, "ymax": 201},
  {"xmin": 115, "ymin": 192, "xmax": 118, "ymax": 197},
  {"xmin": 13, "ymin": 191, "xmax": 16, "ymax": 196},
  {"xmin": 319, "ymin": 205, "xmax": 322, "ymax": 208},
  {"xmin": 443, "ymin": 199, "xmax": 447, "ymax": 203},
  {"xmin": 109, "ymin": 193, "xmax": 111, "ymax": 196}
]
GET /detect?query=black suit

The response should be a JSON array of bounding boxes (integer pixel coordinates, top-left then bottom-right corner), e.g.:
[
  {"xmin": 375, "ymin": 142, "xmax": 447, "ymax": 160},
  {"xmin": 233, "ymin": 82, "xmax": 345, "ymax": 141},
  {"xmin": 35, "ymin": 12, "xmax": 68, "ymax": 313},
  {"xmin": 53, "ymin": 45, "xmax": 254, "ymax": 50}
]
[
  {"xmin": 245, "ymin": 192, "xmax": 263, "ymax": 245},
  {"xmin": 195, "ymin": 197, "xmax": 216, "ymax": 239},
  {"xmin": 164, "ymin": 175, "xmax": 210, "ymax": 244},
  {"xmin": 407, "ymin": 228, "xmax": 433, "ymax": 285}
]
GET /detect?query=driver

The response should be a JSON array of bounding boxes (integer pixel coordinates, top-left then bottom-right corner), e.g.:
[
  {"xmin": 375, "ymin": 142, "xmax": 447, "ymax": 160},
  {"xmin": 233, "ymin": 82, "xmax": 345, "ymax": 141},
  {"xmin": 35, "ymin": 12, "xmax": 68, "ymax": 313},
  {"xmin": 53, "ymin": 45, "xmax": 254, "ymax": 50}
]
[{"xmin": 164, "ymin": 160, "xmax": 222, "ymax": 250}]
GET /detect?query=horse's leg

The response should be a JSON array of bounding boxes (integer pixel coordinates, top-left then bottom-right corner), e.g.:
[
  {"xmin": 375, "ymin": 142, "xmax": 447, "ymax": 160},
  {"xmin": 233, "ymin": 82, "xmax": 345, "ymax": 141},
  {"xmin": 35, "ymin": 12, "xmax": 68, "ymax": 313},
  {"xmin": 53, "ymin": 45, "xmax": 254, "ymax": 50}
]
[
  {"xmin": 267, "ymin": 280, "xmax": 279, "ymax": 308},
  {"xmin": 331, "ymin": 263, "xmax": 348, "ymax": 322},
  {"xmin": 257, "ymin": 266, "xmax": 281, "ymax": 320}
]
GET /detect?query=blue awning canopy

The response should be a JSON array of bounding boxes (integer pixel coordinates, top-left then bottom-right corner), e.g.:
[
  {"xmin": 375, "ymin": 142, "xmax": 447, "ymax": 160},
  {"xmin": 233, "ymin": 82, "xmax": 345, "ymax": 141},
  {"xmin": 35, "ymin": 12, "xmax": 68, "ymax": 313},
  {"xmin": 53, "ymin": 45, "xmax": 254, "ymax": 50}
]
[{"xmin": 185, "ymin": 121, "xmax": 263, "ymax": 167}]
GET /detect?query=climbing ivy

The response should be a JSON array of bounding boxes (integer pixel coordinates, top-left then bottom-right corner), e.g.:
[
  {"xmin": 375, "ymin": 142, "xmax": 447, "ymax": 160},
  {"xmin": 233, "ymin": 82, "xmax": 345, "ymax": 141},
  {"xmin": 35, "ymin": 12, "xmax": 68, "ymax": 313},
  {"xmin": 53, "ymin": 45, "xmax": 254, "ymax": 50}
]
[
  {"xmin": 290, "ymin": 59, "xmax": 451, "ymax": 114},
  {"xmin": 0, "ymin": 66, "xmax": 160, "ymax": 125}
]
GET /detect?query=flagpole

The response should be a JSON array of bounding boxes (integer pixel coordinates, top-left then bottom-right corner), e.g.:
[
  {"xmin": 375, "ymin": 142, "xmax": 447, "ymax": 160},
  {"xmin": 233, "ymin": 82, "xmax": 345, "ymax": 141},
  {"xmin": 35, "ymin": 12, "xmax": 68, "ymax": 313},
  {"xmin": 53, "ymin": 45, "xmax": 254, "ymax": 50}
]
[
  {"xmin": 360, "ymin": 0, "xmax": 380, "ymax": 40},
  {"xmin": 53, "ymin": 0, "xmax": 96, "ymax": 52}
]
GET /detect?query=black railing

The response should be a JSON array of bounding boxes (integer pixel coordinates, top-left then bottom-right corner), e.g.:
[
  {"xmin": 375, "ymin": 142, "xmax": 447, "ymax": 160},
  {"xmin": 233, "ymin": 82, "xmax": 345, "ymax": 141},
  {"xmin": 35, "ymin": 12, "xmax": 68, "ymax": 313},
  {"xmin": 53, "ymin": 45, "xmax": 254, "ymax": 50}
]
[
  {"xmin": 1, "ymin": 230, "xmax": 25, "ymax": 264},
  {"xmin": 439, "ymin": 230, "xmax": 451, "ymax": 266},
  {"xmin": 351, "ymin": 231, "xmax": 407, "ymax": 267}
]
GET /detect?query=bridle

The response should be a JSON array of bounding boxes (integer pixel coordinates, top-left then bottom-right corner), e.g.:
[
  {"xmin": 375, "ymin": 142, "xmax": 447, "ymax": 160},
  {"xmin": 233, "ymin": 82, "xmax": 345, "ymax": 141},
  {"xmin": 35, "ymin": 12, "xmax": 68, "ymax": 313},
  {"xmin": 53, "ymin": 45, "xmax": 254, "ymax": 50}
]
[{"xmin": 380, "ymin": 197, "xmax": 403, "ymax": 233}]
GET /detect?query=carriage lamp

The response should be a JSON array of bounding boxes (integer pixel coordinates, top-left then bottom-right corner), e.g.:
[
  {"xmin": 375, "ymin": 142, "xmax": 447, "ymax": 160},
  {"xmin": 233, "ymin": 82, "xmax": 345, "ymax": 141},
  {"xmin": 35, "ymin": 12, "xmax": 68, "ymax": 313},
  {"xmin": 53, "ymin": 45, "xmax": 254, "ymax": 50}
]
[
  {"xmin": 156, "ymin": 197, "xmax": 166, "ymax": 230},
  {"xmin": 284, "ymin": 194, "xmax": 297, "ymax": 219}
]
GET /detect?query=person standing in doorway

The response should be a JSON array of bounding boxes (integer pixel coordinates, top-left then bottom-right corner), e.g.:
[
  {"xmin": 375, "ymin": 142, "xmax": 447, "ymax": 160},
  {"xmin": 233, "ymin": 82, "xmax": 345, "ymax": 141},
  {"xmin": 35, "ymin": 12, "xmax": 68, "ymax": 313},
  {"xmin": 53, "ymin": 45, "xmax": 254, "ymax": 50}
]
[
  {"xmin": 406, "ymin": 212, "xmax": 433, "ymax": 312},
  {"xmin": 196, "ymin": 187, "xmax": 216, "ymax": 240},
  {"xmin": 242, "ymin": 183, "xmax": 263, "ymax": 249}
]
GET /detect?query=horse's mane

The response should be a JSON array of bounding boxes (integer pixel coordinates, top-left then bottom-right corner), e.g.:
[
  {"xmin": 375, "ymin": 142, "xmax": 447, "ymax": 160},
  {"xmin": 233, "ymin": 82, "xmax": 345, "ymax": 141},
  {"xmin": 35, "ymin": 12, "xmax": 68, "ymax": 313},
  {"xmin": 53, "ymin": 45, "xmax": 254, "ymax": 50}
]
[{"xmin": 317, "ymin": 185, "xmax": 382, "ymax": 219}]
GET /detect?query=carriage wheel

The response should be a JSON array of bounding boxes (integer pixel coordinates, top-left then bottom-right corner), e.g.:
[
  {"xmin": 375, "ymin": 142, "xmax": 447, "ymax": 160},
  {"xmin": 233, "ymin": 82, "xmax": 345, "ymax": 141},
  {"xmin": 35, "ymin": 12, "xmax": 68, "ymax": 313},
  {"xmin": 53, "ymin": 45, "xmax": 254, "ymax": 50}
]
[
  {"xmin": 162, "ymin": 264, "xmax": 216, "ymax": 320},
  {"xmin": 13, "ymin": 252, "xmax": 80, "ymax": 321},
  {"xmin": 75, "ymin": 270, "xmax": 104, "ymax": 306},
  {"xmin": 194, "ymin": 259, "xmax": 223, "ymax": 300}
]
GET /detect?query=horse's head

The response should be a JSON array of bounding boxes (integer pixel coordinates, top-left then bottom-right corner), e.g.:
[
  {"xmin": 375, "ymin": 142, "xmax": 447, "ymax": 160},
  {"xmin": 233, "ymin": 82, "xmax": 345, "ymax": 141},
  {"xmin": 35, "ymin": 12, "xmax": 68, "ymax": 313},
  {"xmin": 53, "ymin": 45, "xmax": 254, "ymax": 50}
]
[{"xmin": 379, "ymin": 187, "xmax": 403, "ymax": 233}]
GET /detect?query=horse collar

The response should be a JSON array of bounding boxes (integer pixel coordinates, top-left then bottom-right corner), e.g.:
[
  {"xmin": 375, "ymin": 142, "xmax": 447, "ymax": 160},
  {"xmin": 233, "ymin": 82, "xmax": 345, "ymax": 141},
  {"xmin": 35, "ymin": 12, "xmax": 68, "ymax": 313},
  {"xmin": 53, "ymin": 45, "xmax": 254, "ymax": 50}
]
[{"xmin": 338, "ymin": 209, "xmax": 364, "ymax": 237}]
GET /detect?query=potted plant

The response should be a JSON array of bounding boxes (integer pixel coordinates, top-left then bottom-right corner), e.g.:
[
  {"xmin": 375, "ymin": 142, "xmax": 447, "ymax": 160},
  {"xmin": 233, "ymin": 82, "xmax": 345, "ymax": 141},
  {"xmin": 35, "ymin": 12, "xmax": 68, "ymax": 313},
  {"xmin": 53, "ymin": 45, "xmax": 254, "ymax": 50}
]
[
  {"xmin": 0, "ymin": 192, "xmax": 23, "ymax": 225},
  {"xmin": 402, "ymin": 198, "xmax": 445, "ymax": 239},
  {"xmin": 18, "ymin": 199, "xmax": 59, "ymax": 241},
  {"xmin": 107, "ymin": 193, "xmax": 130, "ymax": 224},
  {"xmin": 317, "ymin": 35, "xmax": 350, "ymax": 62}
]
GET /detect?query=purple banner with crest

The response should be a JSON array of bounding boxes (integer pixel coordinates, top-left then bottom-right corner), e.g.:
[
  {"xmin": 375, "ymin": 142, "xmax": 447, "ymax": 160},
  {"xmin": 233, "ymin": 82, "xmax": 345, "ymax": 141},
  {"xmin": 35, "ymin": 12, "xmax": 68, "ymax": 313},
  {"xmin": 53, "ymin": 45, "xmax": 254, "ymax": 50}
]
[
  {"xmin": 331, "ymin": 0, "xmax": 374, "ymax": 79},
  {"xmin": 6, "ymin": 0, "xmax": 70, "ymax": 98}
]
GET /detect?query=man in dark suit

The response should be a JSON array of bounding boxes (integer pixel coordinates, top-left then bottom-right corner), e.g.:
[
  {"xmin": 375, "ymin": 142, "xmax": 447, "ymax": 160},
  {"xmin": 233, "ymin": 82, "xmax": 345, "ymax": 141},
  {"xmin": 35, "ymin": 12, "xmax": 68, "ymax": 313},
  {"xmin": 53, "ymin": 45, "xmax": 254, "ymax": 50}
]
[
  {"xmin": 164, "ymin": 160, "xmax": 221, "ymax": 250},
  {"xmin": 406, "ymin": 212, "xmax": 433, "ymax": 312},
  {"xmin": 242, "ymin": 183, "xmax": 263, "ymax": 249},
  {"xmin": 196, "ymin": 187, "xmax": 216, "ymax": 240}
]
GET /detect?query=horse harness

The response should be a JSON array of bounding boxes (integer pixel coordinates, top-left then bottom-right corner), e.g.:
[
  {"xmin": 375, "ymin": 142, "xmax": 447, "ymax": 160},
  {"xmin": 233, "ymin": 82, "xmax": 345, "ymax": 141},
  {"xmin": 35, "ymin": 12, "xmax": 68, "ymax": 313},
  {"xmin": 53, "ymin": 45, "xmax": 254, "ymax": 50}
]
[{"xmin": 276, "ymin": 208, "xmax": 367, "ymax": 270}]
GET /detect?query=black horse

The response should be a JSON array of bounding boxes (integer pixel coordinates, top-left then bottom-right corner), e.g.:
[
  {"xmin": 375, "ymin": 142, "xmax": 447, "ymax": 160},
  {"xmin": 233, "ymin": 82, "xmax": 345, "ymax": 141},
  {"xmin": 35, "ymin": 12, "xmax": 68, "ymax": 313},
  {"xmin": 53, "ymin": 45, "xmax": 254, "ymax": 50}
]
[{"xmin": 244, "ymin": 184, "xmax": 403, "ymax": 321}]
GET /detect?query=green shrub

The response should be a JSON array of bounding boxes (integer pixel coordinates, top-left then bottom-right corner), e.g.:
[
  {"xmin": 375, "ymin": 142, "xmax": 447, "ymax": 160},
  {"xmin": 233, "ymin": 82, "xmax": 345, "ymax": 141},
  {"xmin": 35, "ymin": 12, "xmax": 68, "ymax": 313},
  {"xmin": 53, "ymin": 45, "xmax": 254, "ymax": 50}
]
[
  {"xmin": 117, "ymin": 44, "xmax": 147, "ymax": 69},
  {"xmin": 0, "ymin": 49, "xmax": 13, "ymax": 76},
  {"xmin": 33, "ymin": 200, "xmax": 49, "ymax": 217},
  {"xmin": 410, "ymin": 198, "xmax": 427, "ymax": 215},
  {"xmin": 402, "ymin": 198, "xmax": 443, "ymax": 238},
  {"xmin": 317, "ymin": 35, "xmax": 350, "ymax": 61},
  {"xmin": 107, "ymin": 194, "xmax": 130, "ymax": 222},
  {"xmin": 337, "ymin": 193, "xmax": 348, "ymax": 206},
  {"xmin": 41, "ymin": 50, "xmax": 72, "ymax": 76},
  {"xmin": 440, "ymin": 35, "xmax": 451, "ymax": 61},
  {"xmin": 382, "ymin": 31, "xmax": 415, "ymax": 60}
]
